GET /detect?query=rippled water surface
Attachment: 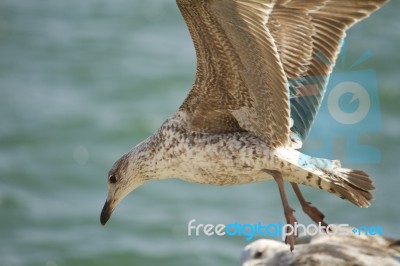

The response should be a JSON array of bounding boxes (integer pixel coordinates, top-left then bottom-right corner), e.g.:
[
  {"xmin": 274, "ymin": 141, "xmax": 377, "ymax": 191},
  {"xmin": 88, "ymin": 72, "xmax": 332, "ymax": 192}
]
[{"xmin": 0, "ymin": 1, "xmax": 399, "ymax": 265}]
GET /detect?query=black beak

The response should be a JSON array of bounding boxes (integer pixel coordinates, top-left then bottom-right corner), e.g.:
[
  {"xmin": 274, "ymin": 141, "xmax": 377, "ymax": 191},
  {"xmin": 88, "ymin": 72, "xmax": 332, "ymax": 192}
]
[{"xmin": 100, "ymin": 200, "xmax": 114, "ymax": 225}]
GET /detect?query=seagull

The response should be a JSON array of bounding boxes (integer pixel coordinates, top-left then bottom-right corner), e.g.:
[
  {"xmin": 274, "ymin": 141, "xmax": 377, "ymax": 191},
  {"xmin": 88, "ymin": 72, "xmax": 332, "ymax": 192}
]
[
  {"xmin": 100, "ymin": 0, "xmax": 388, "ymax": 250},
  {"xmin": 241, "ymin": 227, "xmax": 400, "ymax": 266}
]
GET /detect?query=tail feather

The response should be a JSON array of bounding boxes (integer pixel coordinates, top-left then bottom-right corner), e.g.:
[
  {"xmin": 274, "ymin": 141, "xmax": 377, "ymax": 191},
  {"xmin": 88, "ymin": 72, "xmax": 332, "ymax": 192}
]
[
  {"xmin": 274, "ymin": 148, "xmax": 374, "ymax": 208},
  {"xmin": 316, "ymin": 168, "xmax": 374, "ymax": 208},
  {"xmin": 345, "ymin": 169, "xmax": 375, "ymax": 190}
]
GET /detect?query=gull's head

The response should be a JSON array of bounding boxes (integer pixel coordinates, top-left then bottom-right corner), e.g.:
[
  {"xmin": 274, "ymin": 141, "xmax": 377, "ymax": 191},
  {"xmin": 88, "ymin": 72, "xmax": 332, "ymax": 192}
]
[
  {"xmin": 100, "ymin": 148, "xmax": 148, "ymax": 225},
  {"xmin": 240, "ymin": 239, "xmax": 289, "ymax": 266}
]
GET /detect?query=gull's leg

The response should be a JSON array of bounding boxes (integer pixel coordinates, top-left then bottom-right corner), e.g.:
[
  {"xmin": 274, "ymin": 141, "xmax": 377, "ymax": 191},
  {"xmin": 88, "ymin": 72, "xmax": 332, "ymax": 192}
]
[
  {"xmin": 290, "ymin": 183, "xmax": 329, "ymax": 228},
  {"xmin": 264, "ymin": 170, "xmax": 297, "ymax": 251}
]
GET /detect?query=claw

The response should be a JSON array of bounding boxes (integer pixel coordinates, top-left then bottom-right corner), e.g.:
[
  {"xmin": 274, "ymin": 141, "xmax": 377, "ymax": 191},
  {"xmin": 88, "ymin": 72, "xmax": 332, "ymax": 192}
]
[{"xmin": 291, "ymin": 183, "xmax": 329, "ymax": 228}]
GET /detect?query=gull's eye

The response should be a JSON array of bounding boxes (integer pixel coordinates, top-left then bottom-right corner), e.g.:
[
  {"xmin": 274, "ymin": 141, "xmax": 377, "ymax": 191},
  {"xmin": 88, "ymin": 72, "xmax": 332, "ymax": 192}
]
[
  {"xmin": 254, "ymin": 251, "xmax": 263, "ymax": 259},
  {"xmin": 109, "ymin": 175, "xmax": 117, "ymax": 184}
]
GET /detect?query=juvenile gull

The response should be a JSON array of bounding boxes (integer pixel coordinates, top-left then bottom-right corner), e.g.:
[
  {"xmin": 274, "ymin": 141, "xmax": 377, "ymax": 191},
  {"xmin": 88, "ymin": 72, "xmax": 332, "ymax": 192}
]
[
  {"xmin": 100, "ymin": 0, "xmax": 388, "ymax": 250},
  {"xmin": 241, "ymin": 228, "xmax": 400, "ymax": 266}
]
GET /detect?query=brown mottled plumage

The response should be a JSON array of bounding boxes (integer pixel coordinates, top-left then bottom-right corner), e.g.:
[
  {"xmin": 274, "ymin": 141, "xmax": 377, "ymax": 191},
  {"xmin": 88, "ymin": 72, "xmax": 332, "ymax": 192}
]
[
  {"xmin": 241, "ymin": 227, "xmax": 400, "ymax": 266},
  {"xmin": 100, "ymin": 0, "xmax": 388, "ymax": 250}
]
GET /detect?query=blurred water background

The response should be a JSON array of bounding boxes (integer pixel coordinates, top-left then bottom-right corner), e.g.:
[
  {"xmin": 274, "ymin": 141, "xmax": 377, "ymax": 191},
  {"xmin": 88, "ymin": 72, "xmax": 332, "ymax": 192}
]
[{"xmin": 0, "ymin": 1, "xmax": 399, "ymax": 265}]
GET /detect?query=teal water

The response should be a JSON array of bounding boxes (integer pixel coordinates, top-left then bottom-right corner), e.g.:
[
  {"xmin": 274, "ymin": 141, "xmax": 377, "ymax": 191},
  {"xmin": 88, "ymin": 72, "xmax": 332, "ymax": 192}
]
[{"xmin": 0, "ymin": 1, "xmax": 399, "ymax": 265}]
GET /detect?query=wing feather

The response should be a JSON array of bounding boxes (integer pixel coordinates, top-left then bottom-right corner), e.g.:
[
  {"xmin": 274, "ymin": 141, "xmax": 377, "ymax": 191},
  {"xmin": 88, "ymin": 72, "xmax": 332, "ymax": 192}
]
[
  {"xmin": 270, "ymin": 0, "xmax": 388, "ymax": 141},
  {"xmin": 176, "ymin": 0, "xmax": 388, "ymax": 148},
  {"xmin": 178, "ymin": 0, "xmax": 291, "ymax": 147}
]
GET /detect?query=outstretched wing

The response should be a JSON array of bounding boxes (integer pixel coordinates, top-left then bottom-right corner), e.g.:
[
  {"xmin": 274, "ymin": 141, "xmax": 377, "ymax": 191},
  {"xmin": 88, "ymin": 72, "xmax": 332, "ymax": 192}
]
[
  {"xmin": 268, "ymin": 0, "xmax": 388, "ymax": 143},
  {"xmin": 176, "ymin": 0, "xmax": 387, "ymax": 148},
  {"xmin": 177, "ymin": 0, "xmax": 291, "ymax": 148}
]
